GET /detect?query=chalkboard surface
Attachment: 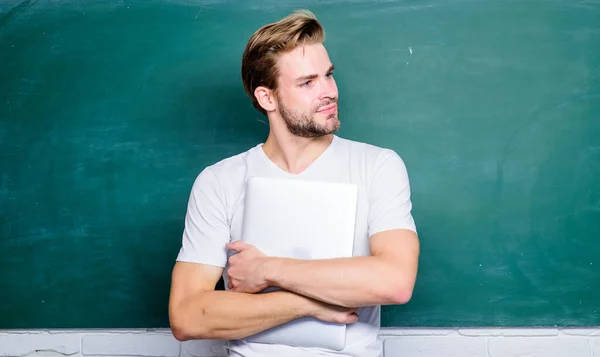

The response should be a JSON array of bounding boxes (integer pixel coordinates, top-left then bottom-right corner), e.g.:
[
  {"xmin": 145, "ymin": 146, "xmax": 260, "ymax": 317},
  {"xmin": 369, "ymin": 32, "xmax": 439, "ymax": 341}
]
[{"xmin": 1, "ymin": 0, "xmax": 599, "ymax": 329}]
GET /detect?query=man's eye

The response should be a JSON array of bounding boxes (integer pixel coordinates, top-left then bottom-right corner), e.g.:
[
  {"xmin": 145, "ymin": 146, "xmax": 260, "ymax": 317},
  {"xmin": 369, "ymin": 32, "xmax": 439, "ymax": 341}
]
[{"xmin": 300, "ymin": 80, "xmax": 311, "ymax": 87}]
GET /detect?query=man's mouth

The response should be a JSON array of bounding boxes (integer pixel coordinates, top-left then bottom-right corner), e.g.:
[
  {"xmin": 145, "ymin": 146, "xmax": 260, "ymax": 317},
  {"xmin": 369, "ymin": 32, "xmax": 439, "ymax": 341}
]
[{"xmin": 316, "ymin": 104, "xmax": 337, "ymax": 114}]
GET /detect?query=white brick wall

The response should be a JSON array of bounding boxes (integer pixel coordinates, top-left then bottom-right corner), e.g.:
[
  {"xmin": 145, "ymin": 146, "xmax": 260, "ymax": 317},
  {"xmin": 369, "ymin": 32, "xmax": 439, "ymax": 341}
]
[{"xmin": 0, "ymin": 328, "xmax": 598, "ymax": 357}]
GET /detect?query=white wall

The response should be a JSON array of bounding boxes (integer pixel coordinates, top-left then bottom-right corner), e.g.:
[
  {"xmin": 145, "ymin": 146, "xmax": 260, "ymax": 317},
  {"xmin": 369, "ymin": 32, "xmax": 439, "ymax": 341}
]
[{"xmin": 1, "ymin": 328, "xmax": 599, "ymax": 357}]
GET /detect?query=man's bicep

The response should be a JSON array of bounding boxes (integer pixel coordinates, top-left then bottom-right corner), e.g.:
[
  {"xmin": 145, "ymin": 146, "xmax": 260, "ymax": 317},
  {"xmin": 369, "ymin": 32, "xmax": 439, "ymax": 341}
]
[
  {"xmin": 169, "ymin": 261, "xmax": 223, "ymax": 308},
  {"xmin": 370, "ymin": 229, "xmax": 420, "ymax": 301},
  {"xmin": 370, "ymin": 229, "xmax": 419, "ymax": 264}
]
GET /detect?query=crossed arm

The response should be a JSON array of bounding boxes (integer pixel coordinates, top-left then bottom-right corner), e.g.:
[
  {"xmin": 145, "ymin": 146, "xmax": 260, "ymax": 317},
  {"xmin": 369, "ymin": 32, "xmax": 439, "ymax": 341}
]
[
  {"xmin": 169, "ymin": 228, "xmax": 419, "ymax": 341},
  {"xmin": 169, "ymin": 262, "xmax": 328, "ymax": 341},
  {"xmin": 226, "ymin": 228, "xmax": 420, "ymax": 308}
]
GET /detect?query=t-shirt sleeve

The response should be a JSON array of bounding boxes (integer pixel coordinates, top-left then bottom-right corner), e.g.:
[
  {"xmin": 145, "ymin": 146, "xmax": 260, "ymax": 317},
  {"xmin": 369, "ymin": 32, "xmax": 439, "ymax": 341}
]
[
  {"xmin": 176, "ymin": 167, "xmax": 230, "ymax": 267},
  {"xmin": 368, "ymin": 149, "xmax": 417, "ymax": 237}
]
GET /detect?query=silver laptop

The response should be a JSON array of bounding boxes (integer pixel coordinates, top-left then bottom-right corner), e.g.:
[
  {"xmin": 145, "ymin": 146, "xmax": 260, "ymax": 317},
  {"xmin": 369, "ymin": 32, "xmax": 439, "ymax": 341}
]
[{"xmin": 239, "ymin": 176, "xmax": 358, "ymax": 350}]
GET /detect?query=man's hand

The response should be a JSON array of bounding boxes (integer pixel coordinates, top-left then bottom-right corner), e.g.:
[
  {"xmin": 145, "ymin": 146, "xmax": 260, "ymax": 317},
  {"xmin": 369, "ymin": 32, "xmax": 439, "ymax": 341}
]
[
  {"xmin": 308, "ymin": 299, "xmax": 359, "ymax": 324},
  {"xmin": 226, "ymin": 241, "xmax": 270, "ymax": 293}
]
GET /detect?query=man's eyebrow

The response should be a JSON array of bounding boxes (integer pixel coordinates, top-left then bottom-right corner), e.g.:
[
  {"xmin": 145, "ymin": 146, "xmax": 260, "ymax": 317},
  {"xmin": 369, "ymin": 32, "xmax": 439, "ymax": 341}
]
[
  {"xmin": 296, "ymin": 73, "xmax": 318, "ymax": 82},
  {"xmin": 295, "ymin": 64, "xmax": 335, "ymax": 82}
]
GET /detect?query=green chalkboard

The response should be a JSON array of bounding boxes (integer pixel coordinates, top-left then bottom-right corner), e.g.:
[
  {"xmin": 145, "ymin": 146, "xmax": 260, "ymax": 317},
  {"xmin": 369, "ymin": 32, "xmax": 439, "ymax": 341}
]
[{"xmin": 1, "ymin": 0, "xmax": 599, "ymax": 329}]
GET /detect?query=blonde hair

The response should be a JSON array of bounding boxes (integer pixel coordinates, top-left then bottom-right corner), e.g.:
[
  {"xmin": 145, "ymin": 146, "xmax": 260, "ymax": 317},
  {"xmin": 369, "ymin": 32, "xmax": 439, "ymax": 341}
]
[{"xmin": 241, "ymin": 10, "xmax": 325, "ymax": 115}]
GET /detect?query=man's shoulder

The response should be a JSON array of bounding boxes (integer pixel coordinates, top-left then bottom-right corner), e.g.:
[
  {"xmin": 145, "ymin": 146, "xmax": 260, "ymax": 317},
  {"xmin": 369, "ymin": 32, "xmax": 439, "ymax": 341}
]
[
  {"xmin": 191, "ymin": 144, "xmax": 261, "ymax": 190},
  {"xmin": 335, "ymin": 135, "xmax": 402, "ymax": 163},
  {"xmin": 209, "ymin": 145, "xmax": 260, "ymax": 172}
]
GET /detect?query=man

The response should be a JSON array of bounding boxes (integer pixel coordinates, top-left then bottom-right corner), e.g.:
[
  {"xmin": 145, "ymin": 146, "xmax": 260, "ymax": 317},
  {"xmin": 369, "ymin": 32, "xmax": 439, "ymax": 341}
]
[{"xmin": 168, "ymin": 9, "xmax": 419, "ymax": 357}]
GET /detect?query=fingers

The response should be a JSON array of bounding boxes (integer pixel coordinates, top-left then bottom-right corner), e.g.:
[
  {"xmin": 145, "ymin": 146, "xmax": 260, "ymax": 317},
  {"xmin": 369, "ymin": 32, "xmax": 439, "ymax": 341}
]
[
  {"xmin": 226, "ymin": 241, "xmax": 250, "ymax": 252},
  {"xmin": 227, "ymin": 276, "xmax": 240, "ymax": 291},
  {"xmin": 347, "ymin": 313, "xmax": 359, "ymax": 323}
]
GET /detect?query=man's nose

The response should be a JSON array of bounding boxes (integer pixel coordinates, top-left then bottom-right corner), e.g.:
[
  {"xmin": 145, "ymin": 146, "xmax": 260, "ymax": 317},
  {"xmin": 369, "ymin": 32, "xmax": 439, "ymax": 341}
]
[{"xmin": 319, "ymin": 78, "xmax": 338, "ymax": 100}]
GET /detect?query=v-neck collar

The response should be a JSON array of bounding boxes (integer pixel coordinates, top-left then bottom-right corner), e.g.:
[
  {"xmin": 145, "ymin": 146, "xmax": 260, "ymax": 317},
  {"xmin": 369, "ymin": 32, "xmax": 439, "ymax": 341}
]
[{"xmin": 257, "ymin": 135, "xmax": 339, "ymax": 177}]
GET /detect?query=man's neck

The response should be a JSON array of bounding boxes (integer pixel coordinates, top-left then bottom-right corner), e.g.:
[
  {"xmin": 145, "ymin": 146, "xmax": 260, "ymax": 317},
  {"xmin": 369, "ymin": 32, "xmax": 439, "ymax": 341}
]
[{"xmin": 262, "ymin": 130, "xmax": 334, "ymax": 175}]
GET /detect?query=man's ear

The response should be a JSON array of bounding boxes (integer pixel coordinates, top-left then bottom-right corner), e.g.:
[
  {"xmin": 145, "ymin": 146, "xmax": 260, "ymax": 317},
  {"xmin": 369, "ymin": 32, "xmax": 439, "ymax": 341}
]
[{"xmin": 254, "ymin": 86, "xmax": 277, "ymax": 113}]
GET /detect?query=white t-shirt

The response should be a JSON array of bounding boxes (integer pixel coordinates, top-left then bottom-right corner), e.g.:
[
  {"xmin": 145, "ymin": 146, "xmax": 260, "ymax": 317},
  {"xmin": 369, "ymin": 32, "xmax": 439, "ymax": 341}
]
[{"xmin": 176, "ymin": 135, "xmax": 417, "ymax": 357}]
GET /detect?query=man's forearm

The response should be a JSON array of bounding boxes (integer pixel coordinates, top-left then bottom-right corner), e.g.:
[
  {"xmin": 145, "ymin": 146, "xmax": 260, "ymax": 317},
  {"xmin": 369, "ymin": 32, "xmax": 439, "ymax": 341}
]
[
  {"xmin": 265, "ymin": 256, "xmax": 412, "ymax": 308},
  {"xmin": 171, "ymin": 290, "xmax": 312, "ymax": 341}
]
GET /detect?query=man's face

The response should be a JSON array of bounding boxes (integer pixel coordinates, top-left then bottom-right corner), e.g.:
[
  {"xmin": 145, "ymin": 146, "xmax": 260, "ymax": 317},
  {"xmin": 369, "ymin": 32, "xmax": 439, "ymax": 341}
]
[{"xmin": 274, "ymin": 43, "xmax": 340, "ymax": 138}]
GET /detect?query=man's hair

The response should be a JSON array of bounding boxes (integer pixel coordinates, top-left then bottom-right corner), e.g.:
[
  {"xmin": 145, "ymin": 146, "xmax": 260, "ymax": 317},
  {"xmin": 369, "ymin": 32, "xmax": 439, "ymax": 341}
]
[{"xmin": 241, "ymin": 10, "xmax": 325, "ymax": 115}]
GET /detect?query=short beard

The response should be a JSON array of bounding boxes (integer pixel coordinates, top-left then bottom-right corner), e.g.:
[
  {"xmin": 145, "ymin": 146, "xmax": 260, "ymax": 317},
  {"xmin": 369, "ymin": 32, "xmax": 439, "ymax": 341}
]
[{"xmin": 278, "ymin": 97, "xmax": 340, "ymax": 138}]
